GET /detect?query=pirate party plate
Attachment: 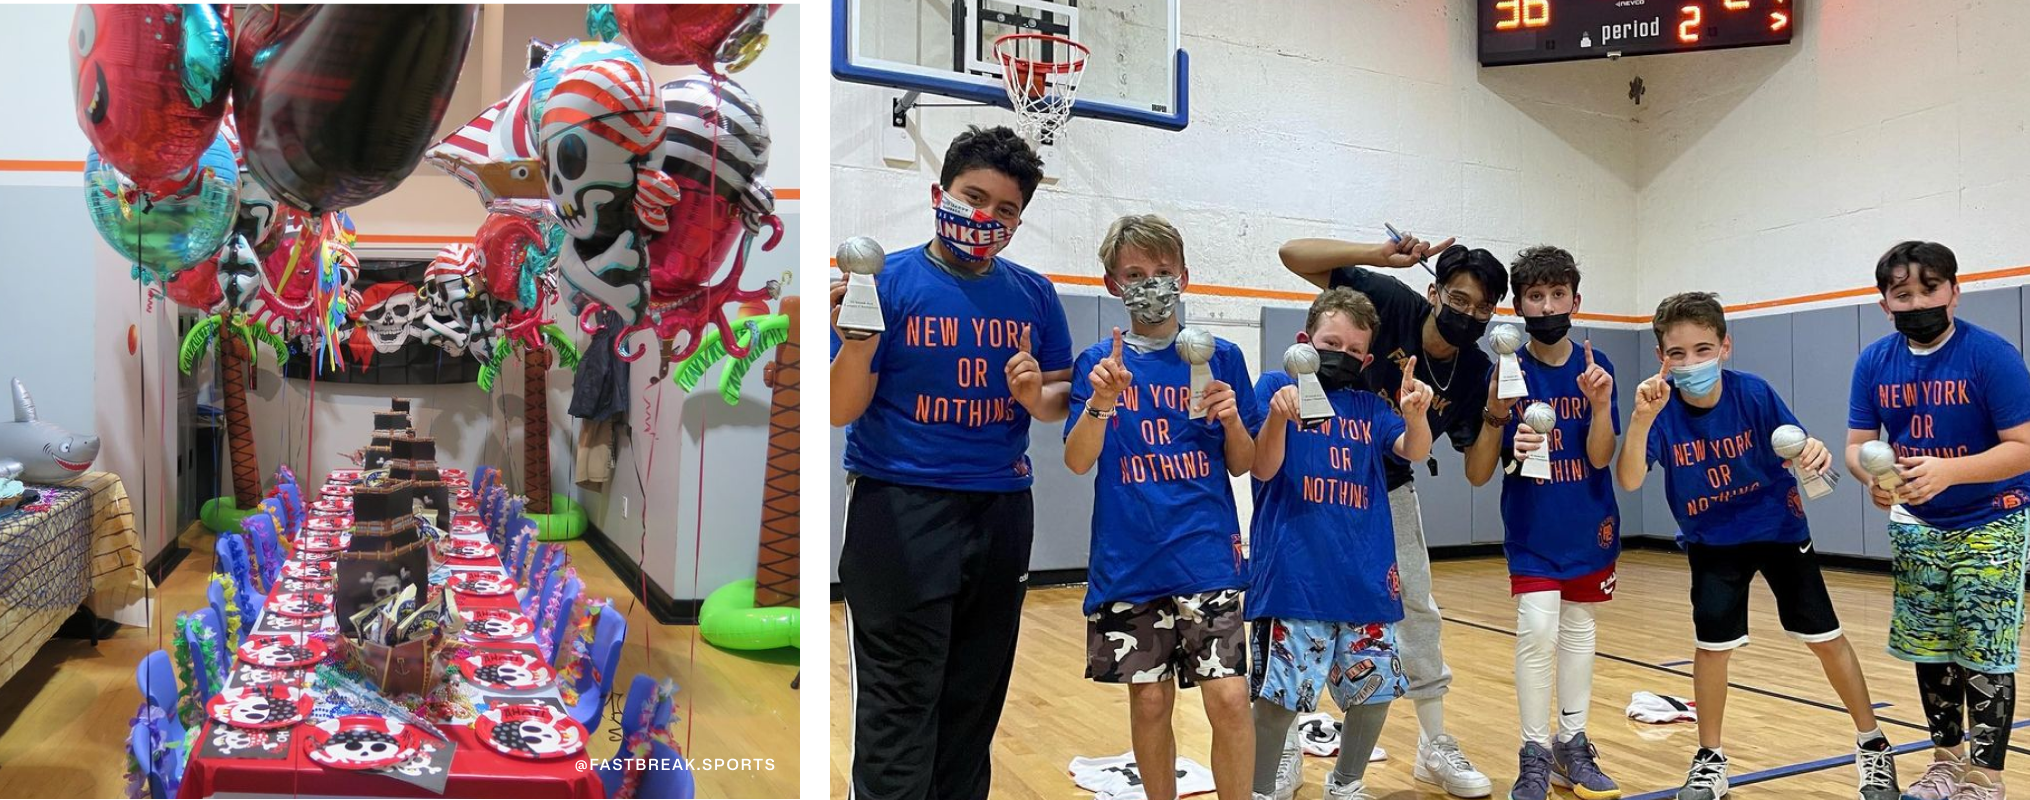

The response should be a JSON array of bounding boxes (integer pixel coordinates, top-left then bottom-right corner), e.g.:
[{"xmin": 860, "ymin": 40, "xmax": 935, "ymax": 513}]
[
  {"xmin": 298, "ymin": 551, "xmax": 335, "ymax": 562},
  {"xmin": 309, "ymin": 498, "xmax": 352, "ymax": 515},
  {"xmin": 477, "ymin": 704, "xmax": 586, "ymax": 760},
  {"xmin": 437, "ymin": 540, "xmax": 498, "ymax": 560},
  {"xmin": 277, "ymin": 576, "xmax": 333, "ymax": 593},
  {"xmin": 237, "ymin": 634, "xmax": 328, "ymax": 668},
  {"xmin": 453, "ymin": 514, "xmax": 482, "ymax": 527},
  {"xmin": 257, "ymin": 614, "xmax": 323, "ymax": 633},
  {"xmin": 270, "ymin": 593, "xmax": 334, "ymax": 619},
  {"xmin": 449, "ymin": 527, "xmax": 490, "ymax": 543},
  {"xmin": 326, "ymin": 469, "xmax": 363, "ymax": 484},
  {"xmin": 301, "ymin": 716, "xmax": 418, "ymax": 770},
  {"xmin": 441, "ymin": 468, "xmax": 467, "ymax": 481},
  {"xmin": 230, "ymin": 663, "xmax": 307, "ymax": 686},
  {"xmin": 444, "ymin": 571, "xmax": 516, "ymax": 597},
  {"xmin": 457, "ymin": 650, "xmax": 556, "ymax": 692},
  {"xmin": 453, "ymin": 497, "xmax": 478, "ymax": 513},
  {"xmin": 454, "ymin": 488, "xmax": 475, "ymax": 502},
  {"xmin": 296, "ymin": 535, "xmax": 349, "ymax": 554},
  {"xmin": 285, "ymin": 561, "xmax": 335, "ymax": 580},
  {"xmin": 208, "ymin": 683, "xmax": 314, "ymax": 730},
  {"xmin": 303, "ymin": 515, "xmax": 352, "ymax": 533},
  {"xmin": 457, "ymin": 608, "xmax": 534, "ymax": 641}
]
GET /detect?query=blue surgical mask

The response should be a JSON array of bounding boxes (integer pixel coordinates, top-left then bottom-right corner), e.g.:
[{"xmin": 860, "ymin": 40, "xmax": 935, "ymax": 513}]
[{"xmin": 1671, "ymin": 357, "xmax": 1722, "ymax": 397}]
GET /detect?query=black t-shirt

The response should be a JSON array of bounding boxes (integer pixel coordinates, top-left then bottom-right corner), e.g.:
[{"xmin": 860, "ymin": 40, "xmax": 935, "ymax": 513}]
[{"xmin": 1329, "ymin": 267, "xmax": 1493, "ymax": 490}]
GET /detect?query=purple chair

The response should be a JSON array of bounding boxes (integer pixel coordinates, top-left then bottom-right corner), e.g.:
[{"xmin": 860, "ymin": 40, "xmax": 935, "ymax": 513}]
[
  {"xmin": 134, "ymin": 650, "xmax": 188, "ymax": 749},
  {"xmin": 240, "ymin": 513, "xmax": 284, "ymax": 593},
  {"xmin": 128, "ymin": 711, "xmax": 186, "ymax": 799},
  {"xmin": 597, "ymin": 675, "xmax": 690, "ymax": 798},
  {"xmin": 568, "ymin": 606, "xmax": 627, "ymax": 728},
  {"xmin": 270, "ymin": 484, "xmax": 304, "ymax": 536},
  {"xmin": 183, "ymin": 609, "xmax": 227, "ymax": 700},
  {"xmin": 542, "ymin": 576, "xmax": 584, "ymax": 665}
]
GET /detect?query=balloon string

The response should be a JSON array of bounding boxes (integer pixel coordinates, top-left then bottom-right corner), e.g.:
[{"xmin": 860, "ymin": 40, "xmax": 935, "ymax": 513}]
[{"xmin": 682, "ymin": 74, "xmax": 731, "ymax": 764}]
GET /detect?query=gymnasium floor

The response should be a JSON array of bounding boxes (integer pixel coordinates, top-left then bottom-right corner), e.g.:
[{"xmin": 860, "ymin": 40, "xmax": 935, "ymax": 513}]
[
  {"xmin": 1, "ymin": 523, "xmax": 800, "ymax": 799},
  {"xmin": 830, "ymin": 549, "xmax": 2030, "ymax": 798}
]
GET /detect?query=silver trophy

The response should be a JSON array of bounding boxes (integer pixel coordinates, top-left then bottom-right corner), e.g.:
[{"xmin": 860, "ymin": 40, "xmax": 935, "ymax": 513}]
[
  {"xmin": 1284, "ymin": 343, "xmax": 1335, "ymax": 429},
  {"xmin": 1858, "ymin": 440, "xmax": 1903, "ymax": 503},
  {"xmin": 1491, "ymin": 323, "xmax": 1528, "ymax": 399},
  {"xmin": 835, "ymin": 237, "xmax": 887, "ymax": 338},
  {"xmin": 1176, "ymin": 328, "xmax": 1217, "ymax": 420},
  {"xmin": 1520, "ymin": 402, "xmax": 1556, "ymax": 480},
  {"xmin": 1771, "ymin": 424, "xmax": 1838, "ymax": 500}
]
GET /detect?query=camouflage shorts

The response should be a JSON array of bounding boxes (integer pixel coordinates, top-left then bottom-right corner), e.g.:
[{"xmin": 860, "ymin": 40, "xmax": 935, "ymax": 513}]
[{"xmin": 1086, "ymin": 589, "xmax": 1247, "ymax": 686}]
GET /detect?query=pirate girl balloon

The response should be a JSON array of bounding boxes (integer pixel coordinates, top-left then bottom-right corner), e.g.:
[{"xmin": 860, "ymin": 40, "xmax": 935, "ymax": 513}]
[
  {"xmin": 302, "ymin": 716, "xmax": 418, "ymax": 770},
  {"xmin": 208, "ymin": 683, "xmax": 314, "ymax": 730},
  {"xmin": 237, "ymin": 634, "xmax": 327, "ymax": 668},
  {"xmin": 478, "ymin": 704, "xmax": 587, "ymax": 760},
  {"xmin": 458, "ymin": 649, "xmax": 557, "ymax": 692}
]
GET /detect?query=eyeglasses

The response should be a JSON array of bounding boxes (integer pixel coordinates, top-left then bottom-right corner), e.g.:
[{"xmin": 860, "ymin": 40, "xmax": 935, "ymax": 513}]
[{"xmin": 1444, "ymin": 292, "xmax": 1496, "ymax": 320}]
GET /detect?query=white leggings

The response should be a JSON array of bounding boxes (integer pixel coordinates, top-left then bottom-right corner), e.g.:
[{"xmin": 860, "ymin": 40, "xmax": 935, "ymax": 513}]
[{"xmin": 1515, "ymin": 591, "xmax": 1599, "ymax": 745}]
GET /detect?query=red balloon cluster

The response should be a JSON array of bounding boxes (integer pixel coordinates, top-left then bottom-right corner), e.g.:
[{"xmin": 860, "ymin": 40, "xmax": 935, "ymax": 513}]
[{"xmin": 614, "ymin": 4, "xmax": 780, "ymax": 76}]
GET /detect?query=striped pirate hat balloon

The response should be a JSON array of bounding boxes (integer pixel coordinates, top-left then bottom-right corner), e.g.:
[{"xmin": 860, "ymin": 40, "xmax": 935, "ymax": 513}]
[
  {"xmin": 658, "ymin": 74, "xmax": 775, "ymax": 226},
  {"xmin": 425, "ymin": 81, "xmax": 543, "ymax": 204},
  {"xmin": 538, "ymin": 58, "xmax": 665, "ymax": 158}
]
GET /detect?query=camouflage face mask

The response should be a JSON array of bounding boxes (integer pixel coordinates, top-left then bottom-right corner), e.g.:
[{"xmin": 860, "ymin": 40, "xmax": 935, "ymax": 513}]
[{"xmin": 1120, "ymin": 275, "xmax": 1182, "ymax": 325}]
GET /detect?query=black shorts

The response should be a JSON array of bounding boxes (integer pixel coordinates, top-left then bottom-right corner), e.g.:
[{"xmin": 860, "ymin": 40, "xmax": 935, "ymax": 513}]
[{"xmin": 1687, "ymin": 540, "xmax": 1842, "ymax": 650}]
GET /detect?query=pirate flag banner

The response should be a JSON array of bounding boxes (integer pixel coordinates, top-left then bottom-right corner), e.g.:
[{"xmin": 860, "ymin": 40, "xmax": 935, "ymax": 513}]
[{"xmin": 282, "ymin": 258, "xmax": 483, "ymax": 384}]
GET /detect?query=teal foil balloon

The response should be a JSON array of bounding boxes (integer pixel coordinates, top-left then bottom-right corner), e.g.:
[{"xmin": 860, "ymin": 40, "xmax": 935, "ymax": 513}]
[
  {"xmin": 84, "ymin": 132, "xmax": 240, "ymax": 283},
  {"xmin": 178, "ymin": 4, "xmax": 231, "ymax": 109},
  {"xmin": 586, "ymin": 4, "xmax": 619, "ymax": 43}
]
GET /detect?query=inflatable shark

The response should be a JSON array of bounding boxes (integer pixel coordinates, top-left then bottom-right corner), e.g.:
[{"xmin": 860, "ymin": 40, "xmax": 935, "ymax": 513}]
[{"xmin": 1, "ymin": 379, "xmax": 100, "ymax": 483}]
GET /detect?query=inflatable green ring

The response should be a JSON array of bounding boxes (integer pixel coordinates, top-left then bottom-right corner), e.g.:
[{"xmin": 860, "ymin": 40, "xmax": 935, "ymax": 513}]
[
  {"xmin": 699, "ymin": 579, "xmax": 799, "ymax": 650},
  {"xmin": 199, "ymin": 496, "xmax": 261, "ymax": 534},
  {"xmin": 526, "ymin": 494, "xmax": 588, "ymax": 541}
]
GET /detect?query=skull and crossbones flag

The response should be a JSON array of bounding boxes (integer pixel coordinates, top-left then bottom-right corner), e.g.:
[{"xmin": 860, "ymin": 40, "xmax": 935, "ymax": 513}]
[{"xmin": 282, "ymin": 259, "xmax": 483, "ymax": 384}]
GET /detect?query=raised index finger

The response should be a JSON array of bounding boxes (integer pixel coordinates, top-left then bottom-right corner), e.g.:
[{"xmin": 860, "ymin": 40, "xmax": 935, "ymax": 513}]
[
  {"xmin": 1401, "ymin": 356, "xmax": 1419, "ymax": 389},
  {"xmin": 1584, "ymin": 338, "xmax": 1596, "ymax": 368},
  {"xmin": 1110, "ymin": 326, "xmax": 1123, "ymax": 361},
  {"xmin": 1018, "ymin": 324, "xmax": 1033, "ymax": 354}
]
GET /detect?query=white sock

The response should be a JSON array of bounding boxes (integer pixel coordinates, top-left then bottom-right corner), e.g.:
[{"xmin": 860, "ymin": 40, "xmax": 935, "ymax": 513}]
[
  {"xmin": 1858, "ymin": 728, "xmax": 1886, "ymax": 747},
  {"xmin": 1554, "ymin": 600, "xmax": 1598, "ymax": 743},
  {"xmin": 1515, "ymin": 591, "xmax": 1560, "ymax": 745},
  {"xmin": 1416, "ymin": 697, "xmax": 1447, "ymax": 744}
]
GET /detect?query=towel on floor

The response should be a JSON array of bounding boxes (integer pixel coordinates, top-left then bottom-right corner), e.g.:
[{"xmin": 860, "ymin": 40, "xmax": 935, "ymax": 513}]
[
  {"xmin": 1627, "ymin": 691, "xmax": 1699, "ymax": 723},
  {"xmin": 1068, "ymin": 752, "xmax": 1216, "ymax": 800}
]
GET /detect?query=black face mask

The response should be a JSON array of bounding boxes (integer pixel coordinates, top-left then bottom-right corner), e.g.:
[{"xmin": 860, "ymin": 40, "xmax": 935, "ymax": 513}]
[
  {"xmin": 1314, "ymin": 350, "xmax": 1366, "ymax": 392},
  {"xmin": 1894, "ymin": 305, "xmax": 1952, "ymax": 345},
  {"xmin": 1435, "ymin": 304, "xmax": 1489, "ymax": 349},
  {"xmin": 1524, "ymin": 312, "xmax": 1572, "ymax": 345}
]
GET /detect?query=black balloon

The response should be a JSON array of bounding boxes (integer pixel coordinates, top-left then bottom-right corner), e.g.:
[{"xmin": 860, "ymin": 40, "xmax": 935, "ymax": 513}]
[{"xmin": 232, "ymin": 5, "xmax": 478, "ymax": 213}]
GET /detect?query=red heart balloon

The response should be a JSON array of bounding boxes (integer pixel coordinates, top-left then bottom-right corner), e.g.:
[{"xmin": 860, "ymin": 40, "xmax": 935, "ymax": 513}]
[
  {"xmin": 615, "ymin": 4, "xmax": 775, "ymax": 74},
  {"xmin": 166, "ymin": 257, "xmax": 224, "ymax": 311}
]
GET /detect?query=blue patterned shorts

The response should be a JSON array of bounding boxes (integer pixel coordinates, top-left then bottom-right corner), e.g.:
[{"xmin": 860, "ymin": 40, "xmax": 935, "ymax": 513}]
[
  {"xmin": 1887, "ymin": 509, "xmax": 2030, "ymax": 673},
  {"xmin": 1248, "ymin": 618, "xmax": 1406, "ymax": 713}
]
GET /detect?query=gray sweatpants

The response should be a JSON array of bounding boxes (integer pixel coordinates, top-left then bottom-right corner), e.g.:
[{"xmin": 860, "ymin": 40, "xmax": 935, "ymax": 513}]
[{"xmin": 1388, "ymin": 484, "xmax": 1452, "ymax": 700}]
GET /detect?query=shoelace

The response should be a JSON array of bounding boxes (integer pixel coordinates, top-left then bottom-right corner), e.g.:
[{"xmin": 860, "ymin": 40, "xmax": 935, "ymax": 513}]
[
  {"xmin": 1566, "ymin": 741, "xmax": 1609, "ymax": 779},
  {"xmin": 1431, "ymin": 740, "xmax": 1475, "ymax": 771},
  {"xmin": 1519, "ymin": 752, "xmax": 1553, "ymax": 784},
  {"xmin": 1856, "ymin": 748, "xmax": 1896, "ymax": 788},
  {"xmin": 1685, "ymin": 756, "xmax": 1726, "ymax": 790}
]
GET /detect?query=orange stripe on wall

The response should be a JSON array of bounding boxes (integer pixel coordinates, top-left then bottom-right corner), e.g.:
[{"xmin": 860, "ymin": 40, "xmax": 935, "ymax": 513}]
[
  {"xmin": 356, "ymin": 234, "xmax": 476, "ymax": 245},
  {"xmin": 0, "ymin": 159, "xmax": 84, "ymax": 171}
]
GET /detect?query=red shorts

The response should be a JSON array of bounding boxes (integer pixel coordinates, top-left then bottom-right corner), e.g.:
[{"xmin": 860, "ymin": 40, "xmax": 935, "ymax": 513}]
[{"xmin": 1511, "ymin": 563, "xmax": 1618, "ymax": 602}]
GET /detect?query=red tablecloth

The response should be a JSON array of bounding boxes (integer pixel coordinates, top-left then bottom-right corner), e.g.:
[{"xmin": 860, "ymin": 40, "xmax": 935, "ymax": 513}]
[{"xmin": 179, "ymin": 473, "xmax": 601, "ymax": 798}]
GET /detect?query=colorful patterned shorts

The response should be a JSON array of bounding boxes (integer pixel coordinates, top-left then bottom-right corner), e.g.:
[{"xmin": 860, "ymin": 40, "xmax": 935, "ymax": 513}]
[
  {"xmin": 1886, "ymin": 509, "xmax": 2030, "ymax": 673},
  {"xmin": 1248, "ymin": 618, "xmax": 1406, "ymax": 713}
]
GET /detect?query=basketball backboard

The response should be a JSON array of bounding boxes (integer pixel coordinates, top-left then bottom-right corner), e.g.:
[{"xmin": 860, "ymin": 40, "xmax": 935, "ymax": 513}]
[{"xmin": 833, "ymin": 0, "xmax": 1189, "ymax": 131}]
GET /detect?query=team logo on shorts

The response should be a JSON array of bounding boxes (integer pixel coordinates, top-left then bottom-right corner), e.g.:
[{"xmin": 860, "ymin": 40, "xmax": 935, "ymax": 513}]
[
  {"xmin": 1597, "ymin": 517, "xmax": 1616, "ymax": 549},
  {"xmin": 1387, "ymin": 564, "xmax": 1402, "ymax": 600},
  {"xmin": 1994, "ymin": 488, "xmax": 2029, "ymax": 511},
  {"xmin": 1788, "ymin": 486, "xmax": 1805, "ymax": 518},
  {"xmin": 1599, "ymin": 571, "xmax": 1618, "ymax": 597}
]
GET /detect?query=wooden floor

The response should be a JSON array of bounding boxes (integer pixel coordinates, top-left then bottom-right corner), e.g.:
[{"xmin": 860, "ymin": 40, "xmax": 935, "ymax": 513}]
[
  {"xmin": 831, "ymin": 550, "xmax": 2030, "ymax": 798},
  {"xmin": 0, "ymin": 523, "xmax": 799, "ymax": 799}
]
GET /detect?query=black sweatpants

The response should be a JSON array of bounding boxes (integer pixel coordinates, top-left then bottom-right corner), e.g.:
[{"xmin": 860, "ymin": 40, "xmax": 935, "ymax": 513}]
[{"xmin": 840, "ymin": 475, "xmax": 1034, "ymax": 800}]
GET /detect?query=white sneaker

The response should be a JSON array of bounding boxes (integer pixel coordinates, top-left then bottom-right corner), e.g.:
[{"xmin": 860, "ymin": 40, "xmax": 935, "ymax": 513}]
[
  {"xmin": 1325, "ymin": 773, "xmax": 1378, "ymax": 800},
  {"xmin": 1371, "ymin": 746, "xmax": 1388, "ymax": 762},
  {"xmin": 1273, "ymin": 729, "xmax": 1302, "ymax": 800},
  {"xmin": 1415, "ymin": 734, "xmax": 1494, "ymax": 798}
]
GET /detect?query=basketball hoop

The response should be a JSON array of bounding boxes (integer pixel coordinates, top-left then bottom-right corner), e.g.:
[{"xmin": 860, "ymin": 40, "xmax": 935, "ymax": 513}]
[{"xmin": 993, "ymin": 32, "xmax": 1088, "ymax": 146}]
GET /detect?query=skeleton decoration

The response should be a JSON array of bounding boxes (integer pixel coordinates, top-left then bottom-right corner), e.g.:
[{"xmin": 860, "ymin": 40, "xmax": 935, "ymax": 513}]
[
  {"xmin": 213, "ymin": 728, "xmax": 264, "ymax": 756},
  {"xmin": 359, "ymin": 565, "xmax": 415, "ymax": 602},
  {"xmin": 305, "ymin": 716, "xmax": 415, "ymax": 769},
  {"xmin": 389, "ymin": 740, "xmax": 446, "ymax": 777},
  {"xmin": 345, "ymin": 282, "xmax": 426, "ymax": 370},
  {"xmin": 417, "ymin": 245, "xmax": 479, "ymax": 355}
]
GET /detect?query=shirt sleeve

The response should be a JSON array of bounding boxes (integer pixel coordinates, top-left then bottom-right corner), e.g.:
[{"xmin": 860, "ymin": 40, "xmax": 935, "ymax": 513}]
[
  {"xmin": 1251, "ymin": 373, "xmax": 1286, "ymax": 437},
  {"xmin": 1219, "ymin": 346, "xmax": 1266, "ymax": 435},
  {"xmin": 1769, "ymin": 381, "xmax": 1804, "ymax": 431},
  {"xmin": 1376, "ymin": 399, "xmax": 1410, "ymax": 465},
  {"xmin": 1064, "ymin": 347, "xmax": 1098, "ymax": 441},
  {"xmin": 1329, "ymin": 267, "xmax": 1424, "ymax": 343},
  {"xmin": 1981, "ymin": 338, "xmax": 2030, "ymax": 431},
  {"xmin": 1645, "ymin": 415, "xmax": 1664, "ymax": 468},
  {"xmin": 1032, "ymin": 284, "xmax": 1076, "ymax": 373},
  {"xmin": 1847, "ymin": 347, "xmax": 1880, "ymax": 432}
]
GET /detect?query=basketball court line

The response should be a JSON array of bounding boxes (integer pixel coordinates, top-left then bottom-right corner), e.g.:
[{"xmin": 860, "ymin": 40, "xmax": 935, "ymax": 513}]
[{"xmin": 1621, "ymin": 721, "xmax": 2030, "ymax": 800}]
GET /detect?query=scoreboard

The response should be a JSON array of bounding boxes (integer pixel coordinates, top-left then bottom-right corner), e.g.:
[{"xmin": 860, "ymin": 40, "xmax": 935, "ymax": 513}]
[{"xmin": 1479, "ymin": 0, "xmax": 1795, "ymax": 67}]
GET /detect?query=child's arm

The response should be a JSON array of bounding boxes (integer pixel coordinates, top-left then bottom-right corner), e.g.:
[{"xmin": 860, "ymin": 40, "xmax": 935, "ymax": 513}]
[
  {"xmin": 1578, "ymin": 341, "xmax": 1618, "ymax": 469},
  {"xmin": 1206, "ymin": 380, "xmax": 1256, "ymax": 477},
  {"xmin": 1899, "ymin": 423, "xmax": 2030, "ymax": 505},
  {"xmin": 1844, "ymin": 428, "xmax": 1897, "ymax": 510},
  {"xmin": 830, "ymin": 278, "xmax": 881, "ymax": 427},
  {"xmin": 1063, "ymin": 336, "xmax": 1126, "ymax": 476},
  {"xmin": 1615, "ymin": 360, "xmax": 1671, "ymax": 492},
  {"xmin": 1392, "ymin": 357, "xmax": 1435, "ymax": 462},
  {"xmin": 1465, "ymin": 368, "xmax": 1513, "ymax": 487},
  {"xmin": 1253, "ymin": 386, "xmax": 1298, "ymax": 481}
]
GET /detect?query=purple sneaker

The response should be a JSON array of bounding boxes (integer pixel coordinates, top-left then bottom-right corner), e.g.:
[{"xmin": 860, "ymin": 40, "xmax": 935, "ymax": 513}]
[
  {"xmin": 1510, "ymin": 742, "xmax": 1553, "ymax": 800},
  {"xmin": 1551, "ymin": 732, "xmax": 1622, "ymax": 799}
]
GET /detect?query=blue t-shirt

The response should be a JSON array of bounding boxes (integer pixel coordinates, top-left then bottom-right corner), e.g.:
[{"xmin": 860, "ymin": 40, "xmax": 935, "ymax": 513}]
[
  {"xmin": 1500, "ymin": 345, "xmax": 1622, "ymax": 579},
  {"xmin": 1645, "ymin": 370, "xmax": 1810, "ymax": 546},
  {"xmin": 1246, "ymin": 371, "xmax": 1407, "ymax": 624},
  {"xmin": 1847, "ymin": 320, "xmax": 2030, "ymax": 529},
  {"xmin": 1067, "ymin": 336, "xmax": 1263, "ymax": 614},
  {"xmin": 833, "ymin": 244, "xmax": 1074, "ymax": 492}
]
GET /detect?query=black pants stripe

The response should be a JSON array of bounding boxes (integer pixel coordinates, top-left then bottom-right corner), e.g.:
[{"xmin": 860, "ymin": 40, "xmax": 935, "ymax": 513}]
[{"xmin": 841, "ymin": 475, "xmax": 1034, "ymax": 800}]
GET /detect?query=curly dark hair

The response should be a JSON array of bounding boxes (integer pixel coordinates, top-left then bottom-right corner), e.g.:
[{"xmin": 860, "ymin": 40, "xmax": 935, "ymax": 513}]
[
  {"xmin": 1651, "ymin": 291, "xmax": 1727, "ymax": 344},
  {"xmin": 1509, "ymin": 245, "xmax": 1581, "ymax": 299},
  {"xmin": 1875, "ymin": 240, "xmax": 1958, "ymax": 293},
  {"xmin": 940, "ymin": 126, "xmax": 1046, "ymax": 207}
]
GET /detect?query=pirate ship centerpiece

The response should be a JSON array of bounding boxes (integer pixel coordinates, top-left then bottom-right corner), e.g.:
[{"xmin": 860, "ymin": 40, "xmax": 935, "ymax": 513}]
[
  {"xmin": 334, "ymin": 477, "xmax": 451, "ymax": 696},
  {"xmin": 360, "ymin": 398, "xmax": 413, "ymax": 469},
  {"xmin": 387, "ymin": 430, "xmax": 453, "ymax": 529}
]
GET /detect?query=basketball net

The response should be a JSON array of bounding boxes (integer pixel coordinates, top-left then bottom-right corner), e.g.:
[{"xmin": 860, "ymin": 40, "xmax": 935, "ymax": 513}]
[{"xmin": 994, "ymin": 33, "xmax": 1087, "ymax": 147}]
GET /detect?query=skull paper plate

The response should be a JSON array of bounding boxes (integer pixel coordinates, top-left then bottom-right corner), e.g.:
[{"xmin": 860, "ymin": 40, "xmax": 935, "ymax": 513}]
[
  {"xmin": 258, "ymin": 614, "xmax": 323, "ymax": 633},
  {"xmin": 457, "ymin": 649, "xmax": 555, "ymax": 692},
  {"xmin": 296, "ymin": 535, "xmax": 349, "ymax": 554},
  {"xmin": 231, "ymin": 664, "xmax": 308, "ymax": 686},
  {"xmin": 457, "ymin": 608, "xmax": 534, "ymax": 642},
  {"xmin": 445, "ymin": 571, "xmax": 516, "ymax": 597},
  {"xmin": 454, "ymin": 497, "xmax": 478, "ymax": 513},
  {"xmin": 208, "ymin": 683, "xmax": 314, "ymax": 730},
  {"xmin": 327, "ymin": 469, "xmax": 363, "ymax": 483},
  {"xmin": 441, "ymin": 469, "xmax": 467, "ymax": 481},
  {"xmin": 286, "ymin": 562, "xmax": 336, "ymax": 581},
  {"xmin": 455, "ymin": 488, "xmax": 475, "ymax": 502},
  {"xmin": 320, "ymin": 484, "xmax": 354, "ymax": 498},
  {"xmin": 438, "ymin": 540, "xmax": 498, "ymax": 560},
  {"xmin": 271, "ymin": 593, "xmax": 334, "ymax": 619},
  {"xmin": 477, "ymin": 704, "xmax": 586, "ymax": 759},
  {"xmin": 238, "ymin": 634, "xmax": 327, "ymax": 668},
  {"xmin": 309, "ymin": 498, "xmax": 353, "ymax": 515},
  {"xmin": 453, "ymin": 514, "xmax": 482, "ymax": 527},
  {"xmin": 298, "ymin": 551, "xmax": 336, "ymax": 563},
  {"xmin": 301, "ymin": 716, "xmax": 418, "ymax": 770},
  {"xmin": 304, "ymin": 515, "xmax": 352, "ymax": 532},
  {"xmin": 278, "ymin": 576, "xmax": 333, "ymax": 593}
]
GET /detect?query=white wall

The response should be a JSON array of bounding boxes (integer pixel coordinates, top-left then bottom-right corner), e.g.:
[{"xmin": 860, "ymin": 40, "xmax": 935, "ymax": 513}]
[{"xmin": 1636, "ymin": 0, "xmax": 2030, "ymax": 313}]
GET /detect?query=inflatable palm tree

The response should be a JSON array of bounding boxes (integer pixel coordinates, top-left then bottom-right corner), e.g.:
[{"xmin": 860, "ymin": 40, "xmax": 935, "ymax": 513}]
[
  {"xmin": 477, "ymin": 323, "xmax": 582, "ymax": 535},
  {"xmin": 179, "ymin": 312, "xmax": 289, "ymax": 532}
]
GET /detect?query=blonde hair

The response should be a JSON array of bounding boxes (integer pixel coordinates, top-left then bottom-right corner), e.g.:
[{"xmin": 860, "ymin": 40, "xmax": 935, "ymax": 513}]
[
  {"xmin": 1097, "ymin": 214, "xmax": 1186, "ymax": 276},
  {"xmin": 1306, "ymin": 287, "xmax": 1380, "ymax": 335}
]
